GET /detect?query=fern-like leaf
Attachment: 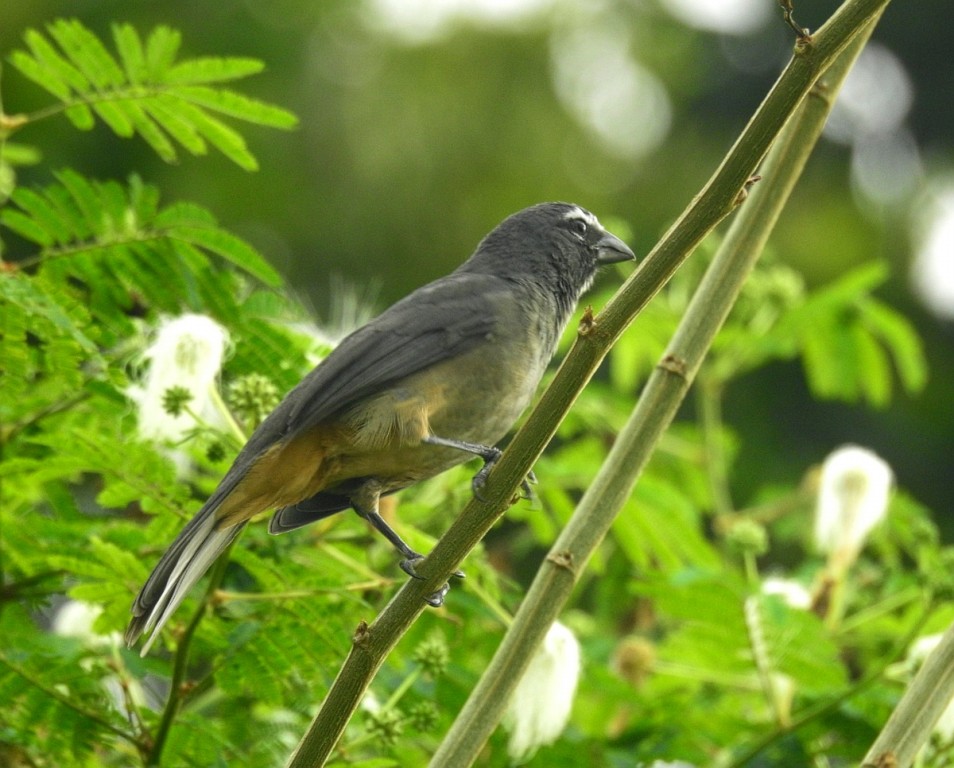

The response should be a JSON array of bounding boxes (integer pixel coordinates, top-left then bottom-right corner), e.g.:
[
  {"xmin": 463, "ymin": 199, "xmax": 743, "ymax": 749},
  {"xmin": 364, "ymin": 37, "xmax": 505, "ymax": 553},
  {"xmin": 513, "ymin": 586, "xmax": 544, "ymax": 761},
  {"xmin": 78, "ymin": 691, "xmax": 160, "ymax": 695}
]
[
  {"xmin": 0, "ymin": 271, "xmax": 98, "ymax": 409},
  {"xmin": 1, "ymin": 171, "xmax": 281, "ymax": 329},
  {"xmin": 10, "ymin": 20, "xmax": 298, "ymax": 169},
  {"xmin": 713, "ymin": 262, "xmax": 928, "ymax": 408}
]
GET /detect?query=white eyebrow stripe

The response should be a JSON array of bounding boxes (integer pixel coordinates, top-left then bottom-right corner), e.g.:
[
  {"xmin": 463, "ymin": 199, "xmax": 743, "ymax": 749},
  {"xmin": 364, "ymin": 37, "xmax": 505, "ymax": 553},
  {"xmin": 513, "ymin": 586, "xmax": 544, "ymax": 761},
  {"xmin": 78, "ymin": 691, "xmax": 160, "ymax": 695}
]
[{"xmin": 564, "ymin": 206, "xmax": 599, "ymax": 228}]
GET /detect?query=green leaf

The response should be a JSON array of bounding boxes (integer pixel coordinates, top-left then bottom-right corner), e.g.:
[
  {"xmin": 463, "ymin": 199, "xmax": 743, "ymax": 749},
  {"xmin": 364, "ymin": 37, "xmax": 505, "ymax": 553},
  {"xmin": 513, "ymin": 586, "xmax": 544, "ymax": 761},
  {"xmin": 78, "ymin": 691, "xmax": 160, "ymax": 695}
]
[
  {"xmin": 7, "ymin": 173, "xmax": 281, "ymax": 326},
  {"xmin": 54, "ymin": 168, "xmax": 102, "ymax": 232},
  {"xmin": 0, "ymin": 273, "xmax": 97, "ymax": 353},
  {"xmin": 111, "ymin": 23, "xmax": 147, "ymax": 84},
  {"xmin": 64, "ymin": 104, "xmax": 96, "ymax": 131},
  {"xmin": 47, "ymin": 18, "xmax": 125, "ymax": 90},
  {"xmin": 165, "ymin": 56, "xmax": 265, "ymax": 84},
  {"xmin": 127, "ymin": 103, "xmax": 178, "ymax": 162},
  {"xmin": 177, "ymin": 85, "xmax": 299, "ymax": 128},
  {"xmin": 732, "ymin": 262, "xmax": 926, "ymax": 408},
  {"xmin": 860, "ymin": 300, "xmax": 928, "ymax": 395},
  {"xmin": 8, "ymin": 49, "xmax": 72, "ymax": 101},
  {"xmin": 1, "ymin": 142, "xmax": 43, "ymax": 167},
  {"xmin": 145, "ymin": 95, "xmax": 207, "ymax": 155},
  {"xmin": 642, "ymin": 572, "xmax": 847, "ymax": 696},
  {"xmin": 10, "ymin": 188, "xmax": 70, "ymax": 244},
  {"xmin": 853, "ymin": 319, "xmax": 892, "ymax": 407},
  {"xmin": 91, "ymin": 100, "xmax": 134, "ymax": 138},
  {"xmin": 1, "ymin": 208, "xmax": 54, "ymax": 246},
  {"xmin": 22, "ymin": 28, "xmax": 90, "ymax": 93},
  {"xmin": 756, "ymin": 594, "xmax": 848, "ymax": 694},
  {"xmin": 169, "ymin": 223, "xmax": 281, "ymax": 285},
  {"xmin": 144, "ymin": 25, "xmax": 182, "ymax": 78},
  {"xmin": 10, "ymin": 20, "xmax": 296, "ymax": 169},
  {"xmin": 614, "ymin": 474, "xmax": 720, "ymax": 571},
  {"xmin": 175, "ymin": 102, "xmax": 258, "ymax": 170}
]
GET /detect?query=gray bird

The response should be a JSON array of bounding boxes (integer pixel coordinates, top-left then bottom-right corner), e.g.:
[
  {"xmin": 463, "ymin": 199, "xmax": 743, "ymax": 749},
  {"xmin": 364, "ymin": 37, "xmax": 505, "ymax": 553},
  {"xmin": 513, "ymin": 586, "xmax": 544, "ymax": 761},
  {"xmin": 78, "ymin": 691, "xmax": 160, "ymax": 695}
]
[{"xmin": 126, "ymin": 202, "xmax": 635, "ymax": 653}]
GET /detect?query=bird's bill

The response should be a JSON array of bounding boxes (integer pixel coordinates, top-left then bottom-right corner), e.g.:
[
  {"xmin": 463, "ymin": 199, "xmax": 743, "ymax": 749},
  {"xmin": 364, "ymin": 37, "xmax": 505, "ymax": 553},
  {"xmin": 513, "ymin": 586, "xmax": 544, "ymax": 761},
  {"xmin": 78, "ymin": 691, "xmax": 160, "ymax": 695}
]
[{"xmin": 595, "ymin": 231, "xmax": 636, "ymax": 265}]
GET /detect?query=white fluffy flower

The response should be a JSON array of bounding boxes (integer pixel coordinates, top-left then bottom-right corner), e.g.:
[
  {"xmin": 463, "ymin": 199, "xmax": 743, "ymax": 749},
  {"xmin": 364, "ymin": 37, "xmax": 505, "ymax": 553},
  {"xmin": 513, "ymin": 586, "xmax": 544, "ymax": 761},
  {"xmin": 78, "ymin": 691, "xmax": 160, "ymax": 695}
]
[
  {"xmin": 814, "ymin": 445, "xmax": 892, "ymax": 571},
  {"xmin": 503, "ymin": 620, "xmax": 581, "ymax": 763},
  {"xmin": 762, "ymin": 577, "xmax": 812, "ymax": 610},
  {"xmin": 128, "ymin": 314, "xmax": 229, "ymax": 468}
]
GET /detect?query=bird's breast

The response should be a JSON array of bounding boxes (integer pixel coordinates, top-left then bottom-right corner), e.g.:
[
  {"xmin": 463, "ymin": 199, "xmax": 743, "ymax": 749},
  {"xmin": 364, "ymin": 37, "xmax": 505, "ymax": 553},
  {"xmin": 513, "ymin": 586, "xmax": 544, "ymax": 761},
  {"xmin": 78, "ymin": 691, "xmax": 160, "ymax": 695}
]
[{"xmin": 328, "ymin": 287, "xmax": 561, "ymax": 491}]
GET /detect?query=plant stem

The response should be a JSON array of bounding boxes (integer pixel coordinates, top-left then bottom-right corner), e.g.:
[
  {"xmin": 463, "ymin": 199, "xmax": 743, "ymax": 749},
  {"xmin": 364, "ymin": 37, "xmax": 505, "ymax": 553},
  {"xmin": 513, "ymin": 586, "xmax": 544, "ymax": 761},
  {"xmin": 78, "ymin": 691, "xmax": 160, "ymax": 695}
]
[
  {"xmin": 697, "ymin": 375, "xmax": 734, "ymax": 517},
  {"xmin": 744, "ymin": 595, "xmax": 788, "ymax": 727},
  {"xmin": 863, "ymin": 620, "xmax": 954, "ymax": 767},
  {"xmin": 146, "ymin": 545, "xmax": 233, "ymax": 766},
  {"xmin": 427, "ymin": 4, "xmax": 888, "ymax": 766},
  {"xmin": 286, "ymin": 2, "xmax": 891, "ymax": 766}
]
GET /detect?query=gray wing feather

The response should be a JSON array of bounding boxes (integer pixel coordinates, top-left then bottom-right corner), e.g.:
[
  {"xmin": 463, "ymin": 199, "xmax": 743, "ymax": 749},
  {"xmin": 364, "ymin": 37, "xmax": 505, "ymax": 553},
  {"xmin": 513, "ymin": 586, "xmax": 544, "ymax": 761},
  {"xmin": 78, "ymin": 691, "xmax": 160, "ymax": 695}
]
[{"xmin": 282, "ymin": 272, "xmax": 502, "ymax": 437}]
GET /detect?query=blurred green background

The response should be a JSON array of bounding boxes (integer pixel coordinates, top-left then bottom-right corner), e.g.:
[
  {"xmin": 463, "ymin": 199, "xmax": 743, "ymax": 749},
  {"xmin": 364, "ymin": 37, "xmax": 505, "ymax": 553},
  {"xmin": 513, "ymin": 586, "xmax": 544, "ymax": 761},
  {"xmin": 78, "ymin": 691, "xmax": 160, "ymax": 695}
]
[{"xmin": 3, "ymin": 0, "xmax": 952, "ymax": 522}]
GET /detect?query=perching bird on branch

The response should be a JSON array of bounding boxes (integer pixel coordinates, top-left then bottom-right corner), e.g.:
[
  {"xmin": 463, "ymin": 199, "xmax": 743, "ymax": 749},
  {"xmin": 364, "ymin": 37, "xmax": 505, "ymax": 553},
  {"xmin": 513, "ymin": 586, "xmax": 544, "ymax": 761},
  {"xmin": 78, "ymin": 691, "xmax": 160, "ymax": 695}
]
[{"xmin": 126, "ymin": 202, "xmax": 635, "ymax": 654}]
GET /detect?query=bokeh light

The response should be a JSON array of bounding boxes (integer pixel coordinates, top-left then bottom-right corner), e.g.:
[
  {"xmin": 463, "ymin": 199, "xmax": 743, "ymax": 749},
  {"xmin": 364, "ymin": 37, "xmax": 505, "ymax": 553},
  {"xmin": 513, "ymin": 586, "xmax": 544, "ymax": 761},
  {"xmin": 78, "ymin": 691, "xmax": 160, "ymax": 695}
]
[
  {"xmin": 911, "ymin": 185, "xmax": 954, "ymax": 320},
  {"xmin": 658, "ymin": 0, "xmax": 772, "ymax": 35}
]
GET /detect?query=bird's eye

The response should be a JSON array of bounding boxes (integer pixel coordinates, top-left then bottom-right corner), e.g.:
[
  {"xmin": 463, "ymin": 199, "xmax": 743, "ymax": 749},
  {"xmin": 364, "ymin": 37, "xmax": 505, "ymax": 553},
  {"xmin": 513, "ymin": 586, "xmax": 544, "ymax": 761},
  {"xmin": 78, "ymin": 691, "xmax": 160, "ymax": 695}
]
[{"xmin": 570, "ymin": 219, "xmax": 587, "ymax": 239}]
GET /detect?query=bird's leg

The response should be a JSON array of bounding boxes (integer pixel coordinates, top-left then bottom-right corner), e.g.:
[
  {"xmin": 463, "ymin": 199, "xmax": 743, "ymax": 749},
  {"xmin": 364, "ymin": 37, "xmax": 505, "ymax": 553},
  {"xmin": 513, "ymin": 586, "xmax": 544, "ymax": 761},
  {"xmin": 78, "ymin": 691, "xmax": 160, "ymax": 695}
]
[
  {"xmin": 423, "ymin": 435, "xmax": 536, "ymax": 501},
  {"xmin": 351, "ymin": 488, "xmax": 462, "ymax": 608}
]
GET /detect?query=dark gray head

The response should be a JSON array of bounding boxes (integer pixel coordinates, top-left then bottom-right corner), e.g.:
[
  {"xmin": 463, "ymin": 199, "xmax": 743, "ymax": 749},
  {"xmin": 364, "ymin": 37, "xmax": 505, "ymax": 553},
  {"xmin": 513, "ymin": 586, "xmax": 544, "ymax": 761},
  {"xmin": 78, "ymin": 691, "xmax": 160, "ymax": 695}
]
[{"xmin": 459, "ymin": 203, "xmax": 635, "ymax": 312}]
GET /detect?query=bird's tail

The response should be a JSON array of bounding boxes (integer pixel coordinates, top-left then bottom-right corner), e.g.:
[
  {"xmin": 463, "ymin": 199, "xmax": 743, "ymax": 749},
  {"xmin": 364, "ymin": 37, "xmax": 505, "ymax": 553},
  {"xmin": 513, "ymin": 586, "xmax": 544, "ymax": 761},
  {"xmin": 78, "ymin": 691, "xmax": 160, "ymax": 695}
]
[{"xmin": 125, "ymin": 504, "xmax": 244, "ymax": 655}]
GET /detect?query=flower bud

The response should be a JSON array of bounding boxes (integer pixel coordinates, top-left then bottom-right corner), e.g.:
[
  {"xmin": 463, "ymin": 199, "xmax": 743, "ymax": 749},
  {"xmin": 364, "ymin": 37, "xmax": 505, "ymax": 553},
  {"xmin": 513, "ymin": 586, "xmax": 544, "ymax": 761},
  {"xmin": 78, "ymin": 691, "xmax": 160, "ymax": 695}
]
[{"xmin": 814, "ymin": 445, "xmax": 892, "ymax": 572}]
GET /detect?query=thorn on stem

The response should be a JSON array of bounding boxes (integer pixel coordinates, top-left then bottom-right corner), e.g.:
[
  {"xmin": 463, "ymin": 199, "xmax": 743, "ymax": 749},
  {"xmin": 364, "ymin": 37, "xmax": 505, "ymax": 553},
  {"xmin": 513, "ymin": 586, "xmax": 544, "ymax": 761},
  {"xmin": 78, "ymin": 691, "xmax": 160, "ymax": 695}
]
[
  {"xmin": 777, "ymin": 0, "xmax": 812, "ymax": 44},
  {"xmin": 734, "ymin": 174, "xmax": 762, "ymax": 206},
  {"xmin": 578, "ymin": 305, "xmax": 596, "ymax": 336}
]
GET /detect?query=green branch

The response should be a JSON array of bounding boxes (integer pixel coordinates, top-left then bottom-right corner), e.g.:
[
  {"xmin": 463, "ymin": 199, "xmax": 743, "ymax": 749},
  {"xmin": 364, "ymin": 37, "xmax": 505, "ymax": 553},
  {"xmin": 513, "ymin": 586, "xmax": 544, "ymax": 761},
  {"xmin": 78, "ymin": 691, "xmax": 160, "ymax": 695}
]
[
  {"xmin": 862, "ymin": 614, "xmax": 954, "ymax": 766},
  {"xmin": 285, "ymin": 1, "xmax": 892, "ymax": 766}
]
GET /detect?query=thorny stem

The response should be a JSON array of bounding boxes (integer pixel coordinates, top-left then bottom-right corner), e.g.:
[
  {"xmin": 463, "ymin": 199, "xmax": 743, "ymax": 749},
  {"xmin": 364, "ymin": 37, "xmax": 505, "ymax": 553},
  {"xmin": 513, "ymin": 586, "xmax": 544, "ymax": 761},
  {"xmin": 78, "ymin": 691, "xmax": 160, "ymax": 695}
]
[{"xmin": 778, "ymin": 0, "xmax": 812, "ymax": 40}]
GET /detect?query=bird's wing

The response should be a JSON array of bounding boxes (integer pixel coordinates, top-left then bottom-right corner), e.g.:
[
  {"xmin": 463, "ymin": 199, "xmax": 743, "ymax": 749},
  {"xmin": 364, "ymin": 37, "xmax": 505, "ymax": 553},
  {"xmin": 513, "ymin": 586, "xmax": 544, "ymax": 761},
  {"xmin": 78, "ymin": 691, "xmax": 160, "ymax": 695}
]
[{"xmin": 280, "ymin": 271, "xmax": 505, "ymax": 439}]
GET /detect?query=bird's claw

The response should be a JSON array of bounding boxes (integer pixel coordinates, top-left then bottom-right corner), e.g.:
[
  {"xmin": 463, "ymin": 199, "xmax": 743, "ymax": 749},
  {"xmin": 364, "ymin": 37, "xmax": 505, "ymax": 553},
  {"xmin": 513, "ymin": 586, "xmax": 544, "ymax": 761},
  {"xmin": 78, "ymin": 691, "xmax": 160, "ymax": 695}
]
[
  {"xmin": 470, "ymin": 446, "xmax": 502, "ymax": 501},
  {"xmin": 520, "ymin": 470, "xmax": 538, "ymax": 500},
  {"xmin": 400, "ymin": 556, "xmax": 464, "ymax": 607},
  {"xmin": 472, "ymin": 460, "xmax": 537, "ymax": 502},
  {"xmin": 423, "ymin": 582, "xmax": 451, "ymax": 608}
]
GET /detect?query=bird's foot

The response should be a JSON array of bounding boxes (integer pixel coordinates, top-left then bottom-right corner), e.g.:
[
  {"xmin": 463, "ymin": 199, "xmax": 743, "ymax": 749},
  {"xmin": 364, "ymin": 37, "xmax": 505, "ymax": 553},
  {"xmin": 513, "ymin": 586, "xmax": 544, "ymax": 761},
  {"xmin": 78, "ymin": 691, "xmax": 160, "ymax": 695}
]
[
  {"xmin": 470, "ymin": 447, "xmax": 503, "ymax": 502},
  {"xmin": 400, "ymin": 556, "xmax": 464, "ymax": 607},
  {"xmin": 471, "ymin": 455, "xmax": 537, "ymax": 502},
  {"xmin": 423, "ymin": 582, "xmax": 451, "ymax": 608}
]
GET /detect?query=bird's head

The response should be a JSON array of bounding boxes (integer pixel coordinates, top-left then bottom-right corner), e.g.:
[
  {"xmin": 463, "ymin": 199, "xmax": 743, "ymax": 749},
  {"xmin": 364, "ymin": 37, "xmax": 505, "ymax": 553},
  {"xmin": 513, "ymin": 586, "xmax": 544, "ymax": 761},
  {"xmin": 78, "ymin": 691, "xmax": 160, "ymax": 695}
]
[{"xmin": 462, "ymin": 202, "xmax": 635, "ymax": 304}]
